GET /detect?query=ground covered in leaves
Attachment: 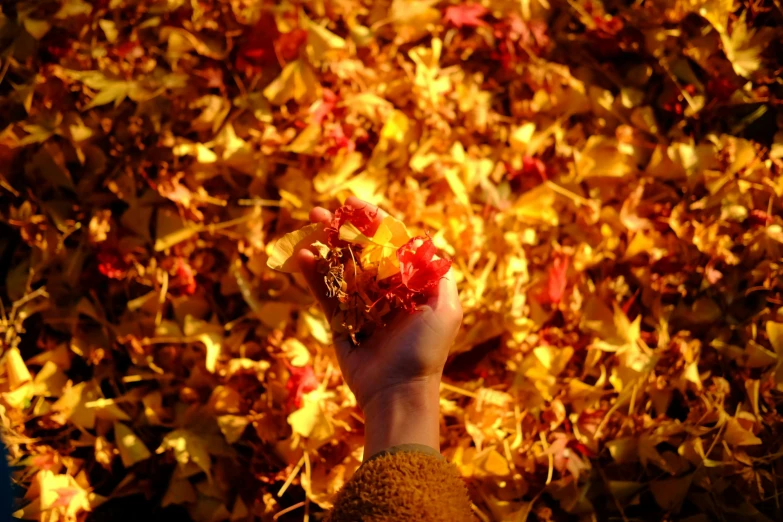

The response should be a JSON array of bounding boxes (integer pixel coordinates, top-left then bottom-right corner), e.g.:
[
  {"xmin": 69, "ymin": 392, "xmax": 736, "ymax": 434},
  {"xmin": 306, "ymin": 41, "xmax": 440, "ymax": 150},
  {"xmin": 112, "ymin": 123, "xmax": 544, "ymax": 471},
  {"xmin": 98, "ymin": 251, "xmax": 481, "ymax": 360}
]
[{"xmin": 1, "ymin": 0, "xmax": 783, "ymax": 521}]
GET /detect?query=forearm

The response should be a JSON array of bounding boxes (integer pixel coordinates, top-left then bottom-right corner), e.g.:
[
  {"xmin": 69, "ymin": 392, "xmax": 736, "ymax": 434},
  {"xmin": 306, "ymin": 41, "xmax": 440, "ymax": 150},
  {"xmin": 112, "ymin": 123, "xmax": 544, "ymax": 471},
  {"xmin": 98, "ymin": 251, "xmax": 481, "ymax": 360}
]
[{"xmin": 361, "ymin": 377, "xmax": 441, "ymax": 459}]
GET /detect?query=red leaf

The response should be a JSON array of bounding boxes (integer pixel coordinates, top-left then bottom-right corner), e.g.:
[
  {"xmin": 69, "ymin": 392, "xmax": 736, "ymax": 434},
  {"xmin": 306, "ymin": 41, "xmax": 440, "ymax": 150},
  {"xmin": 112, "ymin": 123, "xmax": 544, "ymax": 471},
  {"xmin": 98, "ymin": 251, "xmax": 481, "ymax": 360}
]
[
  {"xmin": 51, "ymin": 487, "xmax": 79, "ymax": 508},
  {"xmin": 443, "ymin": 4, "xmax": 489, "ymax": 28},
  {"xmin": 509, "ymin": 156, "xmax": 547, "ymax": 181},
  {"xmin": 537, "ymin": 255, "xmax": 569, "ymax": 305},
  {"xmin": 115, "ymin": 41, "xmax": 142, "ymax": 59},
  {"xmin": 324, "ymin": 124, "xmax": 355, "ymax": 157},
  {"xmin": 311, "ymin": 89, "xmax": 338, "ymax": 125},
  {"xmin": 326, "ymin": 203, "xmax": 380, "ymax": 247},
  {"xmin": 749, "ymin": 209, "xmax": 773, "ymax": 226},
  {"xmin": 275, "ymin": 28, "xmax": 308, "ymax": 62},
  {"xmin": 31, "ymin": 454, "xmax": 57, "ymax": 470},
  {"xmin": 97, "ymin": 251, "xmax": 128, "ymax": 280},
  {"xmin": 707, "ymin": 76, "xmax": 737, "ymax": 101},
  {"xmin": 194, "ymin": 66, "xmax": 226, "ymax": 90},
  {"xmin": 174, "ymin": 258, "xmax": 197, "ymax": 295},
  {"xmin": 236, "ymin": 15, "xmax": 279, "ymax": 74},
  {"xmin": 397, "ymin": 237, "xmax": 452, "ymax": 293},
  {"xmin": 285, "ymin": 365, "xmax": 318, "ymax": 409}
]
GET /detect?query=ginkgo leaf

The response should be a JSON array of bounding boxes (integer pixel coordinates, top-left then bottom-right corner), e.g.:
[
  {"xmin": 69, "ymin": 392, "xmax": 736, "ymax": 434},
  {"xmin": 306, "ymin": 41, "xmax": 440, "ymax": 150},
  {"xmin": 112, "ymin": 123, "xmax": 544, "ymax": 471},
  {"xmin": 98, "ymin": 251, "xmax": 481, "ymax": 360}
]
[
  {"xmin": 162, "ymin": 476, "xmax": 197, "ymax": 507},
  {"xmin": 719, "ymin": 12, "xmax": 774, "ymax": 78},
  {"xmin": 263, "ymin": 59, "xmax": 320, "ymax": 105},
  {"xmin": 217, "ymin": 415, "xmax": 250, "ymax": 444},
  {"xmin": 6, "ymin": 347, "xmax": 32, "ymax": 390},
  {"xmin": 114, "ymin": 422, "xmax": 152, "ymax": 467},
  {"xmin": 267, "ymin": 223, "xmax": 325, "ymax": 272},
  {"xmin": 158, "ymin": 429, "xmax": 212, "ymax": 478},
  {"xmin": 307, "ymin": 18, "xmax": 346, "ymax": 62}
]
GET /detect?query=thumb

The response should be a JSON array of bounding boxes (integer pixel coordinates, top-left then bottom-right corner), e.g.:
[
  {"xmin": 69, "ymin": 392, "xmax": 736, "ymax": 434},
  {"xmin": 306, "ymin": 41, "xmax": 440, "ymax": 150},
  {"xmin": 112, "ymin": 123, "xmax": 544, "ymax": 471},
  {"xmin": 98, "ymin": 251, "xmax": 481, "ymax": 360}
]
[{"xmin": 297, "ymin": 248, "xmax": 339, "ymax": 320}]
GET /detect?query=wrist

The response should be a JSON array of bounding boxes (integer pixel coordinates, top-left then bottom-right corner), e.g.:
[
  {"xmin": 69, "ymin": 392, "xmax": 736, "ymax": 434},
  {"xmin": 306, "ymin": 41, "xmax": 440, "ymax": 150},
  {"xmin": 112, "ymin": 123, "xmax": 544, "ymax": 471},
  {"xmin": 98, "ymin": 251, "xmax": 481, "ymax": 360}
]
[{"xmin": 361, "ymin": 376, "xmax": 442, "ymax": 460}]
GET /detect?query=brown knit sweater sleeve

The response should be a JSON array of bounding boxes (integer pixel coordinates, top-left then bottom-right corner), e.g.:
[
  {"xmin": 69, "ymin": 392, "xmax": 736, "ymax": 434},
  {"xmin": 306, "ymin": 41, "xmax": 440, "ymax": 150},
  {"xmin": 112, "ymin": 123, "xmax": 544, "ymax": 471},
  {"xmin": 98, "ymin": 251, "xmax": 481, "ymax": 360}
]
[{"xmin": 325, "ymin": 446, "xmax": 474, "ymax": 522}]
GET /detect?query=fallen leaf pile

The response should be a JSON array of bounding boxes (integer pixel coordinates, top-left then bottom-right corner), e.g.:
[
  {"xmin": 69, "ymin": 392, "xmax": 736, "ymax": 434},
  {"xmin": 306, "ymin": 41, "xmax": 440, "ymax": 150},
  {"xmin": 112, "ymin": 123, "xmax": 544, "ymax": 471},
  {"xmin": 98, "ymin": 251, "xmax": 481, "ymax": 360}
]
[{"xmin": 1, "ymin": 0, "xmax": 782, "ymax": 521}]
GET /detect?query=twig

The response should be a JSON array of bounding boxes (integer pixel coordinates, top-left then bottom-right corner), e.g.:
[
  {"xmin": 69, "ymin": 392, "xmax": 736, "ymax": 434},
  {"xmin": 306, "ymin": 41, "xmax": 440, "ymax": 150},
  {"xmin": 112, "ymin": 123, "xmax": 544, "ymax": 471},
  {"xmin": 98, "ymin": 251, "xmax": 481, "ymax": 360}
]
[
  {"xmin": 441, "ymin": 381, "xmax": 478, "ymax": 398},
  {"xmin": 277, "ymin": 455, "xmax": 305, "ymax": 498},
  {"xmin": 273, "ymin": 501, "xmax": 305, "ymax": 520}
]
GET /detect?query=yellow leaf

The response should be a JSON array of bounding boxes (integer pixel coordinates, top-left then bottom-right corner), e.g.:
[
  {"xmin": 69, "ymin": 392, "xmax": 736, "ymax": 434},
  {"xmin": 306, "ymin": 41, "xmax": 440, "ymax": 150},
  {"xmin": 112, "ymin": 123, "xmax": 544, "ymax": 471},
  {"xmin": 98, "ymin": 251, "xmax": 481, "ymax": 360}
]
[
  {"xmin": 87, "ymin": 398, "xmax": 132, "ymax": 421},
  {"xmin": 263, "ymin": 59, "xmax": 320, "ymax": 105},
  {"xmin": 33, "ymin": 361, "xmax": 68, "ymax": 397},
  {"xmin": 52, "ymin": 381, "xmax": 99, "ymax": 429},
  {"xmin": 311, "ymin": 240, "xmax": 331, "ymax": 259},
  {"xmin": 479, "ymin": 450, "xmax": 510, "ymax": 477},
  {"xmin": 257, "ymin": 301, "xmax": 293, "ymax": 330},
  {"xmin": 6, "ymin": 347, "xmax": 32, "ymax": 389},
  {"xmin": 767, "ymin": 321, "xmax": 783, "ymax": 354},
  {"xmin": 282, "ymin": 338, "xmax": 311, "ymax": 367},
  {"xmin": 719, "ymin": 12, "xmax": 774, "ymax": 78},
  {"xmin": 196, "ymin": 332, "xmax": 222, "ymax": 373},
  {"xmin": 208, "ymin": 386, "xmax": 242, "ymax": 414},
  {"xmin": 217, "ymin": 415, "xmax": 249, "ymax": 444},
  {"xmin": 444, "ymin": 166, "xmax": 470, "ymax": 208},
  {"xmin": 154, "ymin": 208, "xmax": 202, "ymax": 251},
  {"xmin": 389, "ymin": 0, "xmax": 440, "ymax": 44},
  {"xmin": 299, "ymin": 309, "xmax": 331, "ymax": 345},
  {"xmin": 723, "ymin": 416, "xmax": 762, "ymax": 446},
  {"xmin": 286, "ymin": 124, "xmax": 321, "ymax": 154},
  {"xmin": 266, "ymin": 223, "xmax": 325, "ymax": 272},
  {"xmin": 339, "ymin": 217, "xmax": 410, "ymax": 279},
  {"xmin": 337, "ymin": 221, "xmax": 369, "ymax": 244},
  {"xmin": 230, "ymin": 496, "xmax": 249, "ymax": 521},
  {"xmin": 287, "ymin": 390, "xmax": 334, "ymax": 447},
  {"xmin": 98, "ymin": 19, "xmax": 118, "ymax": 43},
  {"xmin": 650, "ymin": 474, "xmax": 692, "ymax": 512},
  {"xmin": 114, "ymin": 422, "xmax": 152, "ymax": 467},
  {"xmin": 307, "ymin": 18, "xmax": 346, "ymax": 62},
  {"xmin": 576, "ymin": 136, "xmax": 637, "ymax": 179},
  {"xmin": 513, "ymin": 184, "xmax": 559, "ymax": 226},
  {"xmin": 22, "ymin": 17, "xmax": 51, "ymax": 40},
  {"xmin": 379, "ymin": 110, "xmax": 410, "ymax": 144},
  {"xmin": 162, "ymin": 476, "xmax": 197, "ymax": 507},
  {"xmin": 158, "ymin": 429, "xmax": 212, "ymax": 478},
  {"xmin": 173, "ymin": 142, "xmax": 218, "ymax": 163},
  {"xmin": 37, "ymin": 471, "xmax": 91, "ymax": 518},
  {"xmin": 607, "ymin": 438, "xmax": 638, "ymax": 463},
  {"xmin": 743, "ymin": 341, "xmax": 777, "ymax": 369},
  {"xmin": 345, "ymin": 93, "xmax": 393, "ymax": 122}
]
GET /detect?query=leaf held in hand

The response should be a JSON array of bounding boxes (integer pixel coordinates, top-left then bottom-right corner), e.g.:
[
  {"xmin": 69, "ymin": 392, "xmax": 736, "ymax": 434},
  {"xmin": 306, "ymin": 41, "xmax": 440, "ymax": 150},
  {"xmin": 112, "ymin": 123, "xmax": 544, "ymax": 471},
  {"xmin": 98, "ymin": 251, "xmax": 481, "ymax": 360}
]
[
  {"xmin": 267, "ymin": 223, "xmax": 325, "ymax": 272},
  {"xmin": 397, "ymin": 236, "xmax": 451, "ymax": 292}
]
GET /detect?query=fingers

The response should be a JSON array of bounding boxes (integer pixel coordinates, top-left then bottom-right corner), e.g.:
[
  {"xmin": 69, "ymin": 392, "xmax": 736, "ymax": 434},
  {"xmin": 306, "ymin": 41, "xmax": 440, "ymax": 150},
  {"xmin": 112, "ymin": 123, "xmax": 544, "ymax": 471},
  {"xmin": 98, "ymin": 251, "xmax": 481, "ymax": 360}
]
[
  {"xmin": 427, "ymin": 268, "xmax": 463, "ymax": 327},
  {"xmin": 344, "ymin": 196, "xmax": 388, "ymax": 233},
  {"xmin": 344, "ymin": 196, "xmax": 388, "ymax": 218},
  {"xmin": 310, "ymin": 207, "xmax": 333, "ymax": 225},
  {"xmin": 297, "ymin": 249, "xmax": 338, "ymax": 319}
]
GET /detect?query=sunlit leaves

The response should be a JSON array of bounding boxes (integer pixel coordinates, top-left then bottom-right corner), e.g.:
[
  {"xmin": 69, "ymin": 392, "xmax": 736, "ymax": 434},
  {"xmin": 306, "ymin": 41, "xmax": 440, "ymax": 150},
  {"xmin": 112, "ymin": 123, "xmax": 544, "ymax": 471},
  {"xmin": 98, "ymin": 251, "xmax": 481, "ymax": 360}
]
[{"xmin": 2, "ymin": 0, "xmax": 783, "ymax": 520}]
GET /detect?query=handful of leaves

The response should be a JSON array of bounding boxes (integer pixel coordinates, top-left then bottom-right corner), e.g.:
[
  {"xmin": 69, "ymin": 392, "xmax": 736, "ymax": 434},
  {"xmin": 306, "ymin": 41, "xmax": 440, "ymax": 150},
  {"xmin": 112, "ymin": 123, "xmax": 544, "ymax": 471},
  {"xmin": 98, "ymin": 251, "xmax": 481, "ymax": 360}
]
[{"xmin": 268, "ymin": 203, "xmax": 451, "ymax": 344}]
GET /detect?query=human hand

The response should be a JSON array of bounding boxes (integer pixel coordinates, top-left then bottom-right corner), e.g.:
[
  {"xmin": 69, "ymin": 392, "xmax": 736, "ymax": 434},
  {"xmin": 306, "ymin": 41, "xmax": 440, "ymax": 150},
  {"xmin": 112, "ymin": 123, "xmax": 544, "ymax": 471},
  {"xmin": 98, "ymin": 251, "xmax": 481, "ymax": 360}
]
[{"xmin": 296, "ymin": 197, "xmax": 462, "ymax": 458}]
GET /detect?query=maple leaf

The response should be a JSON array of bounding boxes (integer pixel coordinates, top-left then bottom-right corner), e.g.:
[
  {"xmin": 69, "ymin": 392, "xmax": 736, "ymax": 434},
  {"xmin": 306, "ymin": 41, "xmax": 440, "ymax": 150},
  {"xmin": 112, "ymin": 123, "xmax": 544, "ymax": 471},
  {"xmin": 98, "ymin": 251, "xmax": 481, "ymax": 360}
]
[
  {"xmin": 537, "ymin": 255, "xmax": 569, "ymax": 305},
  {"xmin": 397, "ymin": 236, "xmax": 451, "ymax": 293},
  {"xmin": 443, "ymin": 4, "xmax": 489, "ymax": 28},
  {"xmin": 327, "ymin": 203, "xmax": 380, "ymax": 247},
  {"xmin": 173, "ymin": 258, "xmax": 197, "ymax": 295}
]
